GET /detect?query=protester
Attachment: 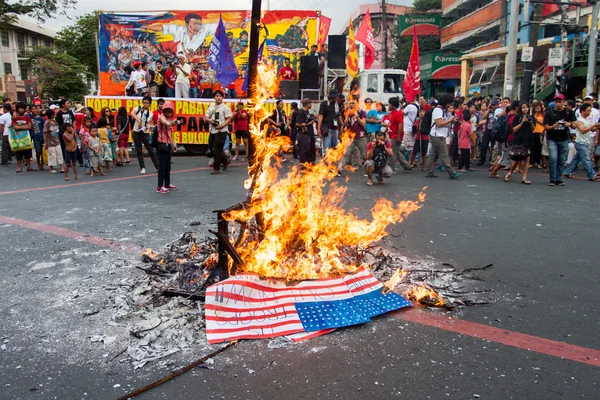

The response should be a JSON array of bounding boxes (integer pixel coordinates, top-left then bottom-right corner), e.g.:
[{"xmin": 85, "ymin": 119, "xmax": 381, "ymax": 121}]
[
  {"xmin": 0, "ymin": 103, "xmax": 13, "ymax": 166},
  {"xmin": 412, "ymin": 107, "xmax": 429, "ymax": 170},
  {"xmin": 564, "ymin": 103, "xmax": 600, "ymax": 181},
  {"xmin": 43, "ymin": 109, "xmax": 63, "ymax": 174},
  {"xmin": 544, "ymin": 93, "xmax": 576, "ymax": 186},
  {"xmin": 366, "ymin": 101, "xmax": 385, "ymax": 142},
  {"xmin": 87, "ymin": 126, "xmax": 104, "ymax": 176},
  {"xmin": 317, "ymin": 90, "xmax": 342, "ymax": 156},
  {"xmin": 457, "ymin": 109, "xmax": 473, "ymax": 172},
  {"xmin": 55, "ymin": 99, "xmax": 75, "ymax": 158},
  {"xmin": 478, "ymin": 99, "xmax": 498, "ymax": 166},
  {"xmin": 165, "ymin": 62, "xmax": 177, "ymax": 98},
  {"xmin": 403, "ymin": 99, "xmax": 419, "ymax": 167},
  {"xmin": 365, "ymin": 130, "xmax": 393, "ymax": 185},
  {"xmin": 206, "ymin": 90, "xmax": 232, "ymax": 175},
  {"xmin": 156, "ymin": 101, "xmax": 179, "ymax": 193},
  {"xmin": 339, "ymin": 99, "xmax": 367, "ymax": 172},
  {"xmin": 387, "ymin": 97, "xmax": 412, "ymax": 173},
  {"xmin": 130, "ymin": 95, "xmax": 158, "ymax": 174},
  {"xmin": 79, "ymin": 117, "xmax": 92, "ymax": 174},
  {"xmin": 175, "ymin": 53, "xmax": 191, "ymax": 98},
  {"xmin": 289, "ymin": 102, "xmax": 299, "ymax": 159},
  {"xmin": 62, "ymin": 123, "xmax": 79, "ymax": 181},
  {"xmin": 116, "ymin": 106, "xmax": 131, "ymax": 165},
  {"xmin": 12, "ymin": 102, "xmax": 33, "ymax": 173},
  {"xmin": 278, "ymin": 58, "xmax": 296, "ymax": 81},
  {"xmin": 424, "ymin": 93, "xmax": 461, "ymax": 179},
  {"xmin": 295, "ymin": 98, "xmax": 317, "ymax": 165},
  {"xmin": 232, "ymin": 102, "xmax": 249, "ymax": 162},
  {"xmin": 530, "ymin": 103, "xmax": 544, "ymax": 169},
  {"xmin": 29, "ymin": 104, "xmax": 45, "ymax": 170},
  {"xmin": 505, "ymin": 102, "xmax": 534, "ymax": 184}
]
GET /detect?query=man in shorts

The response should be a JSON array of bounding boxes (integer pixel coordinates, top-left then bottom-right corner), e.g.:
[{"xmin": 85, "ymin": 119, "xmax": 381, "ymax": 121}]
[{"xmin": 365, "ymin": 131, "xmax": 394, "ymax": 185}]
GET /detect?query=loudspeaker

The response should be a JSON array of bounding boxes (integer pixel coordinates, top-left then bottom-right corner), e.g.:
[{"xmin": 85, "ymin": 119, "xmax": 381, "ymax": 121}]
[
  {"xmin": 300, "ymin": 55, "xmax": 319, "ymax": 89},
  {"xmin": 328, "ymin": 35, "xmax": 346, "ymax": 69},
  {"xmin": 280, "ymin": 80, "xmax": 299, "ymax": 99},
  {"xmin": 301, "ymin": 89, "xmax": 320, "ymax": 101}
]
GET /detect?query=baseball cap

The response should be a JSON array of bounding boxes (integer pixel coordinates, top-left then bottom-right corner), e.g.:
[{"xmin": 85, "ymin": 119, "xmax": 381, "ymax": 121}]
[
  {"xmin": 133, "ymin": 61, "xmax": 141, "ymax": 68},
  {"xmin": 491, "ymin": 99, "xmax": 500, "ymax": 106},
  {"xmin": 554, "ymin": 93, "xmax": 565, "ymax": 101},
  {"xmin": 584, "ymin": 95, "xmax": 593, "ymax": 100},
  {"xmin": 49, "ymin": 104, "xmax": 59, "ymax": 110}
]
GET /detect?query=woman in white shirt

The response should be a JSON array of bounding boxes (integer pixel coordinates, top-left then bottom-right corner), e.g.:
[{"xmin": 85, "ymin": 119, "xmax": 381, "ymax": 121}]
[
  {"xmin": 174, "ymin": 53, "xmax": 191, "ymax": 98},
  {"xmin": 564, "ymin": 103, "xmax": 600, "ymax": 181}
]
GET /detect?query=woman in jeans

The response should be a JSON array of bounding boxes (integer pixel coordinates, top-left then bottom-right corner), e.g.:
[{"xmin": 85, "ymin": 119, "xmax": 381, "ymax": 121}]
[{"xmin": 155, "ymin": 101, "xmax": 179, "ymax": 193}]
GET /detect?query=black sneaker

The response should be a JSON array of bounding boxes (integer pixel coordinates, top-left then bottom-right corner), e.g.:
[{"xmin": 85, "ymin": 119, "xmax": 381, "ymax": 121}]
[
  {"xmin": 556, "ymin": 180, "xmax": 565, "ymax": 186},
  {"xmin": 425, "ymin": 173, "xmax": 438, "ymax": 178},
  {"xmin": 548, "ymin": 180, "xmax": 556, "ymax": 186}
]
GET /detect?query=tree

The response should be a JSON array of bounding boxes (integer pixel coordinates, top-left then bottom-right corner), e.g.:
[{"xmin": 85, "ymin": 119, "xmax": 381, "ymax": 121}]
[
  {"xmin": 0, "ymin": 0, "xmax": 77, "ymax": 29},
  {"xmin": 389, "ymin": 0, "xmax": 455, "ymax": 70},
  {"xmin": 25, "ymin": 46, "xmax": 91, "ymax": 100},
  {"xmin": 55, "ymin": 11, "xmax": 99, "ymax": 79}
]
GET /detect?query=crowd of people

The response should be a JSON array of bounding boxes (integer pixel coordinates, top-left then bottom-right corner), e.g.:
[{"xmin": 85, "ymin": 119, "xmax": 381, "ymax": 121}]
[{"xmin": 2, "ymin": 89, "xmax": 599, "ymax": 194}]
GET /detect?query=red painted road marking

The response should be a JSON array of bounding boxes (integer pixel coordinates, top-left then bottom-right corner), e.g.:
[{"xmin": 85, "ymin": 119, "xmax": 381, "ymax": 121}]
[
  {"xmin": 395, "ymin": 308, "xmax": 600, "ymax": 368},
  {"xmin": 0, "ymin": 163, "xmax": 247, "ymax": 196},
  {"xmin": 0, "ymin": 216, "xmax": 142, "ymax": 254},
  {"xmin": 3, "ymin": 213, "xmax": 599, "ymax": 368}
]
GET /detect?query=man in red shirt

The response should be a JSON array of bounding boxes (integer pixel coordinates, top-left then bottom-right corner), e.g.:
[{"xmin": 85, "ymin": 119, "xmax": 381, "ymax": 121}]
[
  {"xmin": 232, "ymin": 102, "xmax": 249, "ymax": 161},
  {"xmin": 189, "ymin": 66, "xmax": 201, "ymax": 98},
  {"xmin": 164, "ymin": 62, "xmax": 177, "ymax": 98},
  {"xmin": 12, "ymin": 102, "xmax": 33, "ymax": 172},
  {"xmin": 152, "ymin": 98, "xmax": 166, "ymax": 125},
  {"xmin": 278, "ymin": 58, "xmax": 296, "ymax": 81},
  {"xmin": 387, "ymin": 97, "xmax": 412, "ymax": 172}
]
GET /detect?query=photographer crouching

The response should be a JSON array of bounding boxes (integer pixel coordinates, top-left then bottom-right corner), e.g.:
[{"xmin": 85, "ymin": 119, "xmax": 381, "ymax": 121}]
[{"xmin": 365, "ymin": 130, "xmax": 393, "ymax": 185}]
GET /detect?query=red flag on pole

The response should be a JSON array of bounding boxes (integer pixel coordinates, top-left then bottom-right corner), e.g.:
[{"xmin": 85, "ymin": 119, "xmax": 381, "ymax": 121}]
[
  {"xmin": 317, "ymin": 16, "xmax": 332, "ymax": 52},
  {"xmin": 355, "ymin": 10, "xmax": 375, "ymax": 69},
  {"xmin": 402, "ymin": 24, "xmax": 421, "ymax": 103}
]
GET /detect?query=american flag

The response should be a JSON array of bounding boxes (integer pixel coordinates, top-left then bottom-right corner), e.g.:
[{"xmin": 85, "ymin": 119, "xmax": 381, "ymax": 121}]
[{"xmin": 205, "ymin": 267, "xmax": 411, "ymax": 344}]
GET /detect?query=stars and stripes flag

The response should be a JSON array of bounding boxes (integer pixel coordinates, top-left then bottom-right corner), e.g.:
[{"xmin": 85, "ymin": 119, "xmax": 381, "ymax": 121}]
[
  {"xmin": 205, "ymin": 267, "xmax": 412, "ymax": 344},
  {"xmin": 402, "ymin": 24, "xmax": 421, "ymax": 103}
]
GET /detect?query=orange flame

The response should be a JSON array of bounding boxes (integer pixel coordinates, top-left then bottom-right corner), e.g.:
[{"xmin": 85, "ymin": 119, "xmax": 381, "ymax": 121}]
[
  {"xmin": 224, "ymin": 63, "xmax": 426, "ymax": 281},
  {"xmin": 382, "ymin": 268, "xmax": 408, "ymax": 294},
  {"xmin": 141, "ymin": 248, "xmax": 159, "ymax": 261},
  {"xmin": 405, "ymin": 285, "xmax": 446, "ymax": 307}
]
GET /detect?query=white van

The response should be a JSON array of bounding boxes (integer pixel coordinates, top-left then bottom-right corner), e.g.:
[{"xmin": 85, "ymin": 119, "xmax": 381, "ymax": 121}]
[{"xmin": 358, "ymin": 69, "xmax": 406, "ymax": 105}]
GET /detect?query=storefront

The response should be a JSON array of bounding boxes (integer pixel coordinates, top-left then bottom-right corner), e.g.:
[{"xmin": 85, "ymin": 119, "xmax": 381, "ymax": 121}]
[{"xmin": 420, "ymin": 52, "xmax": 466, "ymax": 98}]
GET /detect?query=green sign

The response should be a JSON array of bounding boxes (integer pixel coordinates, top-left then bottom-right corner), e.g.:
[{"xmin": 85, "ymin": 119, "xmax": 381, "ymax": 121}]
[
  {"xmin": 398, "ymin": 14, "xmax": 440, "ymax": 36},
  {"xmin": 420, "ymin": 52, "xmax": 464, "ymax": 80}
]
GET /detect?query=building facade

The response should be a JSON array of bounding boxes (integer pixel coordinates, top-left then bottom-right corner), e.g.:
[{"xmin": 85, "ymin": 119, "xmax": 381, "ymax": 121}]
[{"xmin": 0, "ymin": 18, "xmax": 56, "ymax": 101}]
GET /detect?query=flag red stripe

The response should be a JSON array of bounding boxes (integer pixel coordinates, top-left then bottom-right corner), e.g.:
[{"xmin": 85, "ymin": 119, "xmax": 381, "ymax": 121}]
[
  {"xmin": 205, "ymin": 302, "xmax": 296, "ymax": 312},
  {"xmin": 205, "ymin": 288, "xmax": 354, "ymax": 303},
  {"xmin": 208, "ymin": 328, "xmax": 305, "ymax": 344},
  {"xmin": 207, "ymin": 320, "xmax": 303, "ymax": 334},
  {"xmin": 347, "ymin": 280, "xmax": 381, "ymax": 293},
  {"xmin": 205, "ymin": 309, "xmax": 298, "ymax": 321}
]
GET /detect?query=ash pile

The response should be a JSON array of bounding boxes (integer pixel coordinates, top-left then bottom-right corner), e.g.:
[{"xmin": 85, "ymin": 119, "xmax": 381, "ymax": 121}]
[{"xmin": 115, "ymin": 233, "xmax": 492, "ymax": 369}]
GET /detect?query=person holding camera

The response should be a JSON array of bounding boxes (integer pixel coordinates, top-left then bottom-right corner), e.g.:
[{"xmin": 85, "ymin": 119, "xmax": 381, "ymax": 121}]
[
  {"xmin": 206, "ymin": 90, "xmax": 232, "ymax": 175},
  {"xmin": 130, "ymin": 95, "xmax": 158, "ymax": 175},
  {"xmin": 155, "ymin": 101, "xmax": 179, "ymax": 193},
  {"xmin": 338, "ymin": 99, "xmax": 367, "ymax": 173},
  {"xmin": 544, "ymin": 93, "xmax": 576, "ymax": 186},
  {"xmin": 365, "ymin": 131, "xmax": 393, "ymax": 185},
  {"xmin": 295, "ymin": 98, "xmax": 317, "ymax": 165},
  {"xmin": 505, "ymin": 102, "xmax": 535, "ymax": 184}
]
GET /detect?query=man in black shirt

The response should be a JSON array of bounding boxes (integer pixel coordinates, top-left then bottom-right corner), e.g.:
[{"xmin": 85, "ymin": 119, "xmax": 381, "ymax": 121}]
[
  {"xmin": 543, "ymin": 93, "xmax": 576, "ymax": 186},
  {"xmin": 317, "ymin": 89, "xmax": 343, "ymax": 156}
]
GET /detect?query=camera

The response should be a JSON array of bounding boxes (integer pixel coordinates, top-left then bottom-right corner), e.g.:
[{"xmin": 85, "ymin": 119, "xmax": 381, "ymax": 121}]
[{"xmin": 211, "ymin": 112, "xmax": 220, "ymax": 126}]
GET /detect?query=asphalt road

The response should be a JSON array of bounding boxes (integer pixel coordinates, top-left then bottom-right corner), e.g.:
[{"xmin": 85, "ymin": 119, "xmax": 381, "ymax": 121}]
[{"xmin": 0, "ymin": 154, "xmax": 598, "ymax": 400}]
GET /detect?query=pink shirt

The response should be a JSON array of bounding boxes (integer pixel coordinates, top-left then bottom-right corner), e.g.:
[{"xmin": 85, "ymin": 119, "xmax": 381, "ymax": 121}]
[{"xmin": 458, "ymin": 122, "xmax": 472, "ymax": 149}]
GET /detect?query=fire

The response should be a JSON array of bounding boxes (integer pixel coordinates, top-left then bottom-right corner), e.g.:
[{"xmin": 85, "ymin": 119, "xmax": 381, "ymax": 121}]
[
  {"xmin": 141, "ymin": 248, "xmax": 159, "ymax": 262},
  {"xmin": 224, "ymin": 63, "xmax": 426, "ymax": 281},
  {"xmin": 382, "ymin": 268, "xmax": 408, "ymax": 294},
  {"xmin": 405, "ymin": 285, "xmax": 446, "ymax": 307}
]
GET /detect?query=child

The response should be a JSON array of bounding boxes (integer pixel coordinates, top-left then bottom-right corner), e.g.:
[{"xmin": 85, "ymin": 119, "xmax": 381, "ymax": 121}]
[
  {"xmin": 79, "ymin": 117, "xmax": 92, "ymax": 174},
  {"xmin": 88, "ymin": 126, "xmax": 105, "ymax": 176},
  {"xmin": 97, "ymin": 118, "xmax": 112, "ymax": 172},
  {"xmin": 62, "ymin": 123, "xmax": 79, "ymax": 181},
  {"xmin": 43, "ymin": 109, "xmax": 63, "ymax": 174},
  {"xmin": 12, "ymin": 102, "xmax": 34, "ymax": 173},
  {"xmin": 232, "ymin": 102, "xmax": 249, "ymax": 162},
  {"xmin": 458, "ymin": 109, "xmax": 473, "ymax": 172}
]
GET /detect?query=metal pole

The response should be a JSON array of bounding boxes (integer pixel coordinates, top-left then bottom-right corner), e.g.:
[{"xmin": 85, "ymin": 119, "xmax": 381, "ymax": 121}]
[
  {"xmin": 505, "ymin": 0, "xmax": 520, "ymax": 98},
  {"xmin": 586, "ymin": 1, "xmax": 599, "ymax": 94},
  {"xmin": 520, "ymin": 3, "xmax": 543, "ymax": 101},
  {"xmin": 382, "ymin": 0, "xmax": 388, "ymax": 69},
  {"xmin": 94, "ymin": 32, "xmax": 101, "ymax": 95},
  {"xmin": 247, "ymin": 0, "xmax": 262, "ymax": 164}
]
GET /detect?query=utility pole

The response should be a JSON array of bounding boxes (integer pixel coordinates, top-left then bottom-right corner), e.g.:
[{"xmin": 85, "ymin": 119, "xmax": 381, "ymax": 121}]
[
  {"xmin": 520, "ymin": 3, "xmax": 543, "ymax": 101},
  {"xmin": 382, "ymin": 0, "xmax": 388, "ymax": 69},
  {"xmin": 586, "ymin": 0, "xmax": 599, "ymax": 94},
  {"xmin": 505, "ymin": 0, "xmax": 520, "ymax": 98}
]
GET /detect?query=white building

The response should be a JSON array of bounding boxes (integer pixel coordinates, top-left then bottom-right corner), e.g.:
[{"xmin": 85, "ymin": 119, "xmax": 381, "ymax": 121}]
[{"xmin": 0, "ymin": 17, "xmax": 56, "ymax": 101}]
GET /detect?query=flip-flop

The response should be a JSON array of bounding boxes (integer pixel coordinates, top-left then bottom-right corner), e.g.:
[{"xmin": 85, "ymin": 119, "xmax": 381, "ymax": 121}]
[
  {"xmin": 367, "ymin": 180, "xmax": 373, "ymax": 186},
  {"xmin": 521, "ymin": 180, "xmax": 531, "ymax": 185},
  {"xmin": 504, "ymin": 173, "xmax": 512, "ymax": 182}
]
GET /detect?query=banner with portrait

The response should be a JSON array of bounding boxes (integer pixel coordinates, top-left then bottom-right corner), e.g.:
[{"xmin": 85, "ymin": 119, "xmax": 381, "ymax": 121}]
[{"xmin": 98, "ymin": 10, "xmax": 322, "ymax": 96}]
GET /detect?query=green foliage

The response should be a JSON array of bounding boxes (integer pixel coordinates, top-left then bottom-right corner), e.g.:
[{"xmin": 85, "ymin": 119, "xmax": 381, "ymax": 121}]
[
  {"xmin": 389, "ymin": 0, "xmax": 455, "ymax": 70},
  {"xmin": 25, "ymin": 46, "xmax": 91, "ymax": 100},
  {"xmin": 0, "ymin": 0, "xmax": 76, "ymax": 29},
  {"xmin": 55, "ymin": 11, "xmax": 99, "ymax": 79}
]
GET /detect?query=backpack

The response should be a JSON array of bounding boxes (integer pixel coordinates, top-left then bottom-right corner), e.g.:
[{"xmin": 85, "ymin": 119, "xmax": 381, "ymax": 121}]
[
  {"xmin": 150, "ymin": 125, "xmax": 159, "ymax": 147},
  {"xmin": 491, "ymin": 114, "xmax": 510, "ymax": 142},
  {"xmin": 373, "ymin": 142, "xmax": 388, "ymax": 169},
  {"xmin": 420, "ymin": 109, "xmax": 434, "ymax": 135}
]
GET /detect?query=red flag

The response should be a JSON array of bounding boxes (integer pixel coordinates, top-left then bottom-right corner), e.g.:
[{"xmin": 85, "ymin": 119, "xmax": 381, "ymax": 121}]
[
  {"xmin": 402, "ymin": 25, "xmax": 421, "ymax": 103},
  {"xmin": 317, "ymin": 16, "xmax": 332, "ymax": 52},
  {"xmin": 355, "ymin": 10, "xmax": 375, "ymax": 69}
]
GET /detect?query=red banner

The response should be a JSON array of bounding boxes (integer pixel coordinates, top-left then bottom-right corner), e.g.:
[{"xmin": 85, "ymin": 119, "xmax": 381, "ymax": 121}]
[
  {"xmin": 402, "ymin": 25, "xmax": 421, "ymax": 103},
  {"xmin": 317, "ymin": 16, "xmax": 331, "ymax": 52},
  {"xmin": 355, "ymin": 10, "xmax": 375, "ymax": 70}
]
